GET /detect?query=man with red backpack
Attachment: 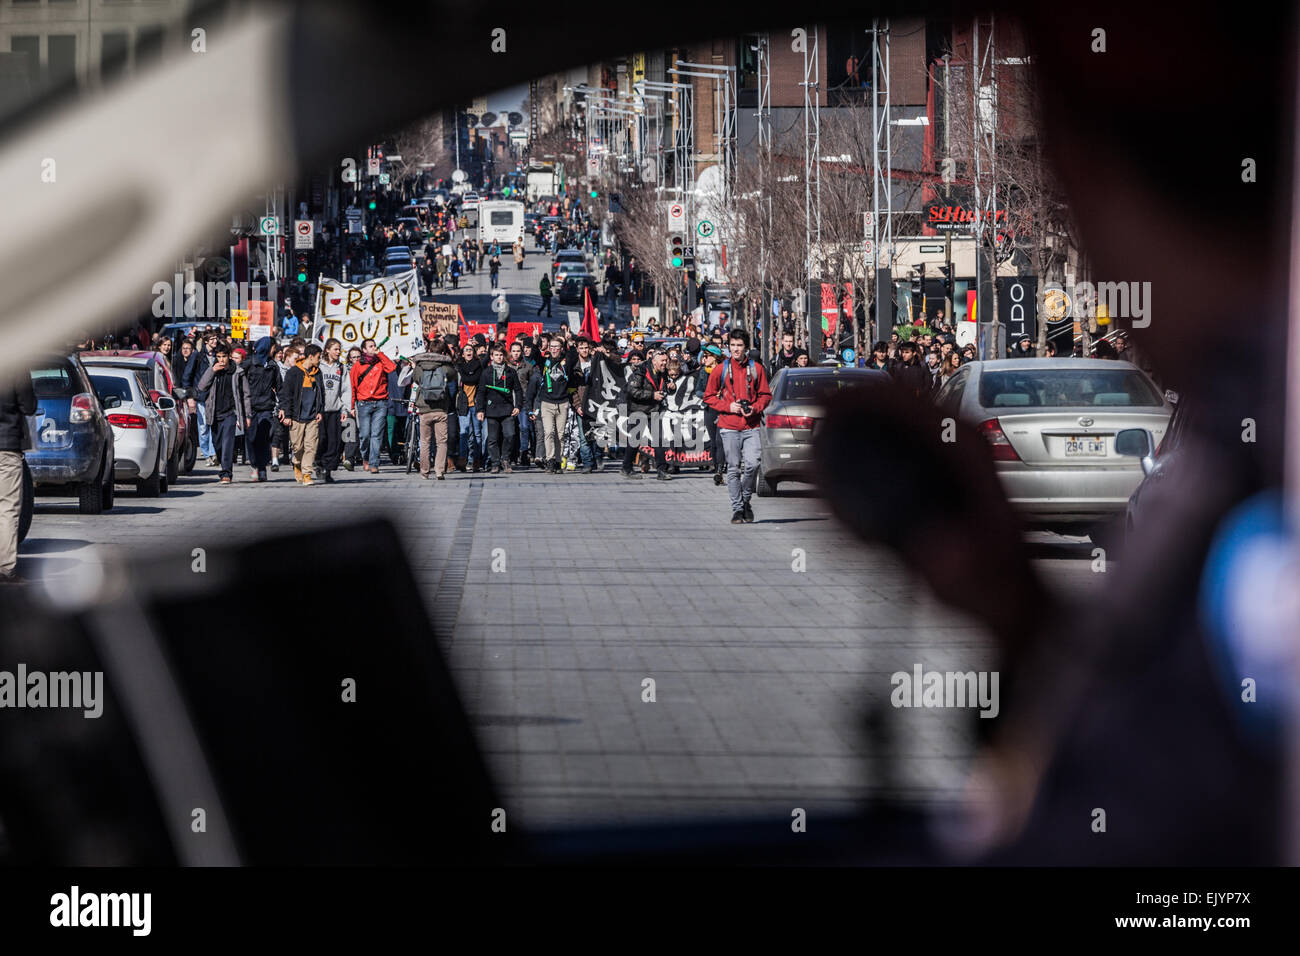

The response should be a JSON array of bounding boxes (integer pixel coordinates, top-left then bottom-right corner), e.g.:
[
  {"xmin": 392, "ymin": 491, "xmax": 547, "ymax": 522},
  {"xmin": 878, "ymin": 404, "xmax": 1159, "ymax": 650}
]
[{"xmin": 703, "ymin": 328, "xmax": 772, "ymax": 524}]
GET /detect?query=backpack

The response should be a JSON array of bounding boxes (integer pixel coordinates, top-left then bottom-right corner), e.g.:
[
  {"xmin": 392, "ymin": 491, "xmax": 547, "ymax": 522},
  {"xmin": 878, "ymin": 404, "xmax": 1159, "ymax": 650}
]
[
  {"xmin": 721, "ymin": 359, "xmax": 755, "ymax": 398},
  {"xmin": 418, "ymin": 363, "xmax": 451, "ymax": 407}
]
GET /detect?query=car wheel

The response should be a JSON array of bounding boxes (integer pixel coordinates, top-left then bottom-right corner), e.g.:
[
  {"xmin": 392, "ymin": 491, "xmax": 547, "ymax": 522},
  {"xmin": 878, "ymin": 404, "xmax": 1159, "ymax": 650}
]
[
  {"xmin": 18, "ymin": 460, "xmax": 33, "ymax": 544},
  {"xmin": 755, "ymin": 462, "xmax": 776, "ymax": 497},
  {"xmin": 78, "ymin": 458, "xmax": 107, "ymax": 515},
  {"xmin": 136, "ymin": 451, "xmax": 163, "ymax": 497}
]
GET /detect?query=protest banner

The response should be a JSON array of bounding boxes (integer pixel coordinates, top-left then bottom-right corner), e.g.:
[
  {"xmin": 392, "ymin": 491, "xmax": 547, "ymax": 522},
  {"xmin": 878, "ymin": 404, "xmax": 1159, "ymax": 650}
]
[
  {"xmin": 505, "ymin": 322, "xmax": 542, "ymax": 347},
  {"xmin": 229, "ymin": 309, "xmax": 249, "ymax": 340},
  {"xmin": 247, "ymin": 300, "xmax": 275, "ymax": 340},
  {"xmin": 460, "ymin": 322, "xmax": 495, "ymax": 346},
  {"xmin": 312, "ymin": 270, "xmax": 419, "ymax": 360},
  {"xmin": 585, "ymin": 360, "xmax": 711, "ymax": 465},
  {"xmin": 419, "ymin": 299, "xmax": 463, "ymax": 344}
]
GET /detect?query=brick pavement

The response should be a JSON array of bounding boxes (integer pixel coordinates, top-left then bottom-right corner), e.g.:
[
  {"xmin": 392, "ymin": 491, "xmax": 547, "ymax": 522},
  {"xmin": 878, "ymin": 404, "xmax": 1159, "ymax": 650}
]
[{"xmin": 18, "ymin": 456, "xmax": 1097, "ymax": 830}]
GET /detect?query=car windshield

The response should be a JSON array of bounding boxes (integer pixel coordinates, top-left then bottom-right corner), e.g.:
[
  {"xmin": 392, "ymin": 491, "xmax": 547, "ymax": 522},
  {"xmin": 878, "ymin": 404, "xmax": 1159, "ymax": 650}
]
[
  {"xmin": 89, "ymin": 372, "xmax": 137, "ymax": 404},
  {"xmin": 782, "ymin": 372, "xmax": 881, "ymax": 401},
  {"xmin": 978, "ymin": 368, "xmax": 1163, "ymax": 408},
  {"xmin": 30, "ymin": 361, "xmax": 80, "ymax": 398}
]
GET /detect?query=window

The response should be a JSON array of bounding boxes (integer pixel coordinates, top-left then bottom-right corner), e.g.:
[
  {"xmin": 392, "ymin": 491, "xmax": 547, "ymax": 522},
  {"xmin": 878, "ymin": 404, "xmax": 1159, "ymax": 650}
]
[
  {"xmin": 48, "ymin": 35, "xmax": 76, "ymax": 89},
  {"xmin": 136, "ymin": 24, "xmax": 165, "ymax": 68},
  {"xmin": 826, "ymin": 21, "xmax": 874, "ymax": 104},
  {"xmin": 977, "ymin": 369, "xmax": 1162, "ymax": 409},
  {"xmin": 781, "ymin": 371, "xmax": 883, "ymax": 401},
  {"xmin": 89, "ymin": 373, "xmax": 138, "ymax": 405},
  {"xmin": 101, "ymin": 31, "xmax": 130, "ymax": 86},
  {"xmin": 10, "ymin": 36, "xmax": 40, "ymax": 86},
  {"xmin": 489, "ymin": 210, "xmax": 514, "ymax": 226},
  {"xmin": 30, "ymin": 361, "xmax": 79, "ymax": 399}
]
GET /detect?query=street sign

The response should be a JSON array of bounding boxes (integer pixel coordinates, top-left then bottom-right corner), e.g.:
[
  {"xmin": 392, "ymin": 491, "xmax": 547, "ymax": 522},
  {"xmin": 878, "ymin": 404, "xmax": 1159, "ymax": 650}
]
[
  {"xmin": 452, "ymin": 169, "xmax": 467, "ymax": 183},
  {"xmin": 345, "ymin": 206, "xmax": 363, "ymax": 235},
  {"xmin": 258, "ymin": 216, "xmax": 279, "ymax": 236},
  {"xmin": 667, "ymin": 203, "xmax": 685, "ymax": 231},
  {"xmin": 378, "ymin": 173, "xmax": 390, "ymax": 185},
  {"xmin": 842, "ymin": 348, "xmax": 856, "ymax": 363},
  {"xmin": 586, "ymin": 155, "xmax": 599, "ymax": 175},
  {"xmin": 863, "ymin": 211, "xmax": 873, "ymax": 233},
  {"xmin": 367, "ymin": 157, "xmax": 381, "ymax": 176},
  {"xmin": 294, "ymin": 219, "xmax": 314, "ymax": 249},
  {"xmin": 696, "ymin": 220, "xmax": 714, "ymax": 239}
]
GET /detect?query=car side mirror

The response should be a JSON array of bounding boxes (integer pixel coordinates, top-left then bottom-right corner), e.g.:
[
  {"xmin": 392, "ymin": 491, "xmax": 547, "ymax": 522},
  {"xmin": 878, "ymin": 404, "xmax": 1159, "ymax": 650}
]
[
  {"xmin": 101, "ymin": 395, "xmax": 122, "ymax": 410},
  {"xmin": 1114, "ymin": 427, "xmax": 1156, "ymax": 475},
  {"xmin": 156, "ymin": 396, "xmax": 176, "ymax": 411}
]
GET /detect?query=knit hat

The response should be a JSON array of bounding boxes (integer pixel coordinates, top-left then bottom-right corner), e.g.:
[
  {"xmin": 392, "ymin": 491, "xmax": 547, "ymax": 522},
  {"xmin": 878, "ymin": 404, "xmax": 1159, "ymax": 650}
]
[{"xmin": 685, "ymin": 336, "xmax": 701, "ymax": 355}]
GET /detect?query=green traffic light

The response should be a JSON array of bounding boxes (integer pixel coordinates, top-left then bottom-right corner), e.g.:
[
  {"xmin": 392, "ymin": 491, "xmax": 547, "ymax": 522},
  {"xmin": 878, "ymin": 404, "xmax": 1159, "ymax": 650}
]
[
  {"xmin": 297, "ymin": 271, "xmax": 307, "ymax": 282},
  {"xmin": 368, "ymin": 200, "xmax": 377, "ymax": 210},
  {"xmin": 590, "ymin": 189, "xmax": 598, "ymax": 199},
  {"xmin": 671, "ymin": 256, "xmax": 683, "ymax": 268}
]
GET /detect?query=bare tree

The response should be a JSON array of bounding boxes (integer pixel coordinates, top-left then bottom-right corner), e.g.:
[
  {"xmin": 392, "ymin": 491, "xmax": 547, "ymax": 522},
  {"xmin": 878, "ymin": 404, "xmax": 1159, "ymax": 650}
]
[{"xmin": 388, "ymin": 113, "xmax": 453, "ymax": 185}]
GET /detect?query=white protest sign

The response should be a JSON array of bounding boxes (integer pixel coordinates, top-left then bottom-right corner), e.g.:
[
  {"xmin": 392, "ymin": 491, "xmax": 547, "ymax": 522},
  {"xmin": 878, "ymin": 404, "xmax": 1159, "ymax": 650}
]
[{"xmin": 312, "ymin": 270, "xmax": 420, "ymax": 361}]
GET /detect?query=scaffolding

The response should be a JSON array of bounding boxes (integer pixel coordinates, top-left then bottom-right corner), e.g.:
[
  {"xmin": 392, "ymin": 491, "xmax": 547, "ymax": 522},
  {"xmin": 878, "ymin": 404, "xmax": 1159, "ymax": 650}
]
[
  {"xmin": 870, "ymin": 19, "xmax": 893, "ymax": 337},
  {"xmin": 801, "ymin": 24, "xmax": 821, "ymax": 349}
]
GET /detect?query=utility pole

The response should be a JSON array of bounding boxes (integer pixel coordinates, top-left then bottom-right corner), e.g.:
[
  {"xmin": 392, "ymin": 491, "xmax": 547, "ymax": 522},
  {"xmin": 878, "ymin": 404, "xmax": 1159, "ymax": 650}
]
[{"xmin": 943, "ymin": 52, "xmax": 953, "ymax": 320}]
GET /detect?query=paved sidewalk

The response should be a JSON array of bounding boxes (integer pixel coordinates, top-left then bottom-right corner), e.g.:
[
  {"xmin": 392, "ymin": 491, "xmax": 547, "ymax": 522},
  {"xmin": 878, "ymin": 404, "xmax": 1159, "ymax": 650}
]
[{"xmin": 18, "ymin": 460, "xmax": 1078, "ymax": 830}]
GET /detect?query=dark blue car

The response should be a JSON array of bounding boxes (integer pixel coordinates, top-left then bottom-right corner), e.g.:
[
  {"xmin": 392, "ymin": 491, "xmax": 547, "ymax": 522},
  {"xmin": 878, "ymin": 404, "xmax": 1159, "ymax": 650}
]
[{"xmin": 26, "ymin": 353, "xmax": 116, "ymax": 514}]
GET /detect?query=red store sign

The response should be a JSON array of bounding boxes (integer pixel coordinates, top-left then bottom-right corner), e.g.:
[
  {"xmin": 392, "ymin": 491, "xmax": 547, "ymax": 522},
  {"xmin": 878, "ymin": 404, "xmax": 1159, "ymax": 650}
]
[{"xmin": 927, "ymin": 204, "xmax": 1007, "ymax": 230}]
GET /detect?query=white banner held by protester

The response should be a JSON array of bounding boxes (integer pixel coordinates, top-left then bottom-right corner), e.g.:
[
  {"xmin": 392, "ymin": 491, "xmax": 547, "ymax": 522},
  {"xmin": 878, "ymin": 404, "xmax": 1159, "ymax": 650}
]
[{"xmin": 313, "ymin": 270, "xmax": 419, "ymax": 361}]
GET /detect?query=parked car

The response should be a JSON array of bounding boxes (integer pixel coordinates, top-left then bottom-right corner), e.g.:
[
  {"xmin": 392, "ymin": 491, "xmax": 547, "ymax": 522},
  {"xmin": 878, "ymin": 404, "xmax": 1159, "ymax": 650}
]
[
  {"xmin": 80, "ymin": 350, "xmax": 184, "ymax": 486},
  {"xmin": 383, "ymin": 246, "xmax": 413, "ymax": 265},
  {"xmin": 557, "ymin": 274, "xmax": 598, "ymax": 306},
  {"xmin": 1118, "ymin": 389, "xmax": 1187, "ymax": 544},
  {"xmin": 85, "ymin": 367, "xmax": 169, "ymax": 497},
  {"xmin": 25, "ymin": 353, "xmax": 116, "ymax": 514},
  {"xmin": 551, "ymin": 248, "xmax": 586, "ymax": 277},
  {"xmin": 757, "ymin": 366, "xmax": 890, "ymax": 495},
  {"xmin": 383, "ymin": 263, "xmax": 412, "ymax": 277},
  {"xmin": 937, "ymin": 358, "xmax": 1172, "ymax": 536}
]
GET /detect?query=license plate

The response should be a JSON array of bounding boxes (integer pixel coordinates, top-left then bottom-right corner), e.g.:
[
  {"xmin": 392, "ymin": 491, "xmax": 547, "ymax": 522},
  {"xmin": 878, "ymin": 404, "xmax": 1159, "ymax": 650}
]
[{"xmin": 1064, "ymin": 436, "xmax": 1105, "ymax": 457}]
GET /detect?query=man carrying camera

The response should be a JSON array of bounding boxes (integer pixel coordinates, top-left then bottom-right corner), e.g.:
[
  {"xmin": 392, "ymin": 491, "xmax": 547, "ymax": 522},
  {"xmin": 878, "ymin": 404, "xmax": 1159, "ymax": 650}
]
[{"xmin": 704, "ymin": 329, "xmax": 772, "ymax": 524}]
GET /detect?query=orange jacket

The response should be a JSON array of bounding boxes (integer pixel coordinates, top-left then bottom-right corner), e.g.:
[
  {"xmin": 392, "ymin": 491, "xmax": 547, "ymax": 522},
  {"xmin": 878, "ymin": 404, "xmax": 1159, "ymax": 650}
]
[{"xmin": 350, "ymin": 351, "xmax": 396, "ymax": 403}]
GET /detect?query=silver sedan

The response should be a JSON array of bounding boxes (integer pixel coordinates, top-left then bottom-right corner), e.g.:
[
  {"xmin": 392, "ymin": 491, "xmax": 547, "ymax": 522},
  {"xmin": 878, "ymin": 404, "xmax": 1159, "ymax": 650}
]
[{"xmin": 936, "ymin": 358, "xmax": 1171, "ymax": 532}]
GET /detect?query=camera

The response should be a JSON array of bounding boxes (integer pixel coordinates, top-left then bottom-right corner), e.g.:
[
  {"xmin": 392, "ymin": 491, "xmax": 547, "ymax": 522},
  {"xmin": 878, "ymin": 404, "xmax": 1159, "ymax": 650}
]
[{"xmin": 737, "ymin": 399, "xmax": 753, "ymax": 415}]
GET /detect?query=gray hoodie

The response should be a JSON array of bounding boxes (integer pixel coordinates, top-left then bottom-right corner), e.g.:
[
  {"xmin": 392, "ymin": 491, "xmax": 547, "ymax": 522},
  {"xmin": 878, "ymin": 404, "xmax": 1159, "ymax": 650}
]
[{"xmin": 317, "ymin": 359, "xmax": 352, "ymax": 414}]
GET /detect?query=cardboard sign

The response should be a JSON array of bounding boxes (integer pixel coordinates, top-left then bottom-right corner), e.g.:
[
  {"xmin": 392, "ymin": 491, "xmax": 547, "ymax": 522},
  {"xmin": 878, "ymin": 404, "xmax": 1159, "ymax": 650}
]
[
  {"xmin": 229, "ymin": 309, "xmax": 250, "ymax": 340},
  {"xmin": 247, "ymin": 300, "xmax": 275, "ymax": 341},
  {"xmin": 419, "ymin": 300, "xmax": 463, "ymax": 345}
]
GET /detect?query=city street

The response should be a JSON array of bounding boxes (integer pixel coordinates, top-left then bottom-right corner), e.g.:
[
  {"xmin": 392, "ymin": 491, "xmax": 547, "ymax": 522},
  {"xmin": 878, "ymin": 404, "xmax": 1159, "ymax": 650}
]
[{"xmin": 18, "ymin": 461, "xmax": 1101, "ymax": 830}]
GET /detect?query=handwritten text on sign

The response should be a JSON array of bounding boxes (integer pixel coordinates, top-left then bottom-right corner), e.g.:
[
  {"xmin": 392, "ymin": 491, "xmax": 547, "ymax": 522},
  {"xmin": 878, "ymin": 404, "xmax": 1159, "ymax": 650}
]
[{"xmin": 313, "ymin": 270, "xmax": 419, "ymax": 360}]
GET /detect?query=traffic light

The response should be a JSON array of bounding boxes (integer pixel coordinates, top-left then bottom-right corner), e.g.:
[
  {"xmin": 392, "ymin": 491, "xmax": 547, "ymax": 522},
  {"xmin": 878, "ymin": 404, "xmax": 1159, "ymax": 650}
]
[
  {"xmin": 589, "ymin": 188, "xmax": 599, "ymax": 199},
  {"xmin": 938, "ymin": 263, "xmax": 953, "ymax": 300},
  {"xmin": 669, "ymin": 234, "xmax": 684, "ymax": 268},
  {"xmin": 368, "ymin": 199, "xmax": 377, "ymax": 210},
  {"xmin": 294, "ymin": 251, "xmax": 311, "ymax": 284}
]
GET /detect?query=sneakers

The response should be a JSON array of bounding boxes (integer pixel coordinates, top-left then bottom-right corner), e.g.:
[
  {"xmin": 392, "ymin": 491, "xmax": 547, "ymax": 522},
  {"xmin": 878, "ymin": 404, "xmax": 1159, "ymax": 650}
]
[
  {"xmin": 713, "ymin": 472, "xmax": 724, "ymax": 486},
  {"xmin": 655, "ymin": 471, "xmax": 673, "ymax": 481},
  {"xmin": 586, "ymin": 463, "xmax": 597, "ymax": 474},
  {"xmin": 301, "ymin": 474, "xmax": 315, "ymax": 486},
  {"xmin": 323, "ymin": 471, "xmax": 336, "ymax": 484},
  {"xmin": 206, "ymin": 455, "xmax": 218, "ymax": 467},
  {"xmin": 293, "ymin": 465, "xmax": 303, "ymax": 483},
  {"xmin": 436, "ymin": 473, "xmax": 445, "ymax": 480},
  {"xmin": 342, "ymin": 459, "xmax": 354, "ymax": 471},
  {"xmin": 421, "ymin": 472, "xmax": 431, "ymax": 479},
  {"xmin": 257, "ymin": 470, "xmax": 268, "ymax": 482},
  {"xmin": 220, "ymin": 476, "xmax": 232, "ymax": 484},
  {"xmin": 743, "ymin": 503, "xmax": 755, "ymax": 523},
  {"xmin": 249, "ymin": 469, "xmax": 258, "ymax": 481},
  {"xmin": 621, "ymin": 470, "xmax": 642, "ymax": 480},
  {"xmin": 271, "ymin": 461, "xmax": 280, "ymax": 472},
  {"xmin": 731, "ymin": 511, "xmax": 744, "ymax": 524},
  {"xmin": 503, "ymin": 463, "xmax": 513, "ymax": 474}
]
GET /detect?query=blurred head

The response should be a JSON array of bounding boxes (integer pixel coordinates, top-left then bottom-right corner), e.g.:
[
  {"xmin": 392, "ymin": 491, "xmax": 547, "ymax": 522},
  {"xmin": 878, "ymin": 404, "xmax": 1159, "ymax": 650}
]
[{"xmin": 362, "ymin": 338, "xmax": 378, "ymax": 357}]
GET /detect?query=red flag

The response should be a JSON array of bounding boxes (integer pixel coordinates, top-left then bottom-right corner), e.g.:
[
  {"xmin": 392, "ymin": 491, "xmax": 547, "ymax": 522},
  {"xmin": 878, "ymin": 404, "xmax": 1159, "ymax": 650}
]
[{"xmin": 582, "ymin": 287, "xmax": 601, "ymax": 341}]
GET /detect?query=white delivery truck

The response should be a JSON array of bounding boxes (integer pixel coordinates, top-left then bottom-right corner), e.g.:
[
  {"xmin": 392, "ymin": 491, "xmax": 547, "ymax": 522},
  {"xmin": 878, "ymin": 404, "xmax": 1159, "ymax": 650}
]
[
  {"xmin": 525, "ymin": 163, "xmax": 559, "ymax": 203},
  {"xmin": 478, "ymin": 200, "xmax": 525, "ymax": 249}
]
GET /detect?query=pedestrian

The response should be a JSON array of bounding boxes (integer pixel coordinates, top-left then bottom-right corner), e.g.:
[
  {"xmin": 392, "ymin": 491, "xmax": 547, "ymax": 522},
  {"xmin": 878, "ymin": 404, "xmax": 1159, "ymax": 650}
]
[
  {"xmin": 529, "ymin": 337, "xmax": 572, "ymax": 474},
  {"xmin": 349, "ymin": 338, "xmax": 397, "ymax": 473},
  {"xmin": 489, "ymin": 253, "xmax": 501, "ymax": 289},
  {"xmin": 697, "ymin": 345, "xmax": 725, "ymax": 484},
  {"xmin": 455, "ymin": 343, "xmax": 485, "ymax": 472},
  {"xmin": 474, "ymin": 343, "xmax": 523, "ymax": 474},
  {"xmin": 508, "ymin": 340, "xmax": 536, "ymax": 469},
  {"xmin": 278, "ymin": 343, "xmax": 323, "ymax": 485},
  {"xmin": 341, "ymin": 346, "xmax": 362, "ymax": 469},
  {"xmin": 196, "ymin": 344, "xmax": 240, "ymax": 484},
  {"xmin": 537, "ymin": 274, "xmax": 553, "ymax": 317},
  {"xmin": 890, "ymin": 340, "xmax": 931, "ymax": 399},
  {"xmin": 0, "ymin": 369, "xmax": 38, "ymax": 583},
  {"xmin": 513, "ymin": 242, "xmax": 525, "ymax": 270},
  {"xmin": 623, "ymin": 349, "xmax": 673, "ymax": 480},
  {"xmin": 315, "ymin": 337, "xmax": 351, "ymax": 483},
  {"xmin": 184, "ymin": 331, "xmax": 217, "ymax": 465},
  {"xmin": 235, "ymin": 336, "xmax": 280, "ymax": 482},
  {"xmin": 703, "ymin": 329, "xmax": 773, "ymax": 524},
  {"xmin": 449, "ymin": 256, "xmax": 462, "ymax": 289},
  {"xmin": 409, "ymin": 338, "xmax": 457, "ymax": 480}
]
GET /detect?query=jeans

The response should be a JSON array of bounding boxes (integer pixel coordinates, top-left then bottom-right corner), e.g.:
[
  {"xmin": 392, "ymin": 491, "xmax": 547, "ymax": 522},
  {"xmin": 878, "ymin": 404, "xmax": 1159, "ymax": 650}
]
[
  {"xmin": 513, "ymin": 409, "xmax": 532, "ymax": 462},
  {"xmin": 490, "ymin": 271, "xmax": 499, "ymax": 288},
  {"xmin": 720, "ymin": 427, "xmax": 761, "ymax": 513},
  {"xmin": 245, "ymin": 409, "xmax": 274, "ymax": 470},
  {"xmin": 458, "ymin": 411, "xmax": 485, "ymax": 466},
  {"xmin": 356, "ymin": 400, "xmax": 387, "ymax": 468},
  {"xmin": 576, "ymin": 415, "xmax": 598, "ymax": 467},
  {"xmin": 197, "ymin": 401, "xmax": 213, "ymax": 457},
  {"xmin": 213, "ymin": 414, "xmax": 237, "ymax": 479}
]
